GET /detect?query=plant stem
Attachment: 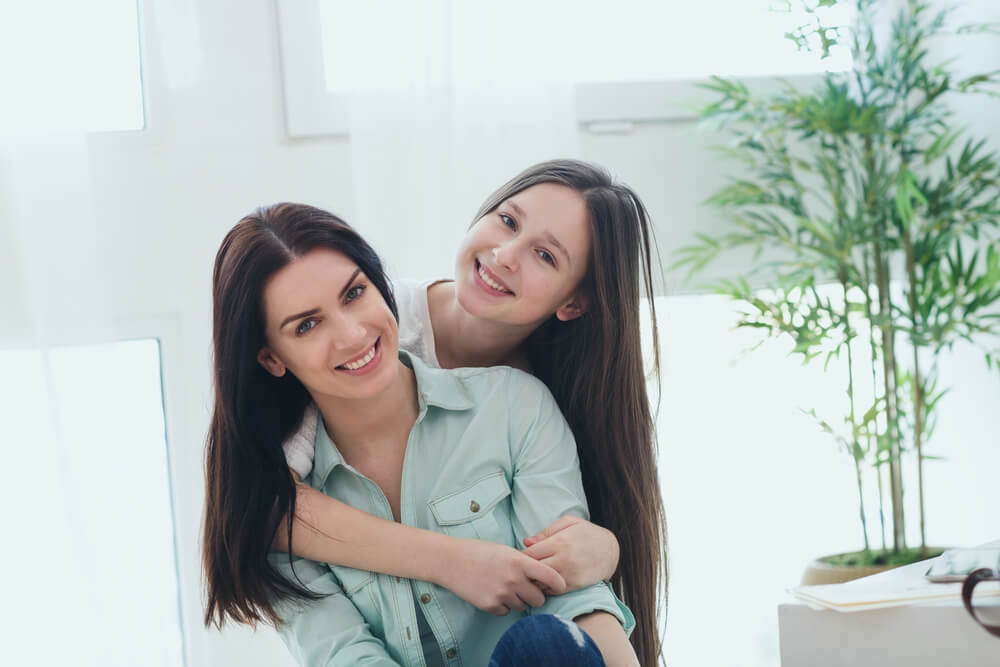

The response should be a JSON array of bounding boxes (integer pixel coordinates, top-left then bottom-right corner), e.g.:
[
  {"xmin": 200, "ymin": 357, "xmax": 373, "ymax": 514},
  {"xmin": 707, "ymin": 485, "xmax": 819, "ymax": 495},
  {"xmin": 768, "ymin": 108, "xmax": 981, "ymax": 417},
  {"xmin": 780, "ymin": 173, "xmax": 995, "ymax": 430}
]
[
  {"xmin": 901, "ymin": 190, "xmax": 928, "ymax": 556},
  {"xmin": 863, "ymin": 248, "xmax": 888, "ymax": 552},
  {"xmin": 868, "ymin": 136, "xmax": 905, "ymax": 553},
  {"xmin": 841, "ymin": 272, "xmax": 869, "ymax": 553}
]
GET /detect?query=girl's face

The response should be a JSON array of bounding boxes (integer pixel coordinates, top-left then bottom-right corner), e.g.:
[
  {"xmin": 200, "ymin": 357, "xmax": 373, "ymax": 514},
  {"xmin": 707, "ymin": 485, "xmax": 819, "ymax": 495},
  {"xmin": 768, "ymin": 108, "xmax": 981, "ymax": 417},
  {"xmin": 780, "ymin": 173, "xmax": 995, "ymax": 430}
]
[
  {"xmin": 455, "ymin": 183, "xmax": 591, "ymax": 327},
  {"xmin": 257, "ymin": 248, "xmax": 399, "ymax": 403}
]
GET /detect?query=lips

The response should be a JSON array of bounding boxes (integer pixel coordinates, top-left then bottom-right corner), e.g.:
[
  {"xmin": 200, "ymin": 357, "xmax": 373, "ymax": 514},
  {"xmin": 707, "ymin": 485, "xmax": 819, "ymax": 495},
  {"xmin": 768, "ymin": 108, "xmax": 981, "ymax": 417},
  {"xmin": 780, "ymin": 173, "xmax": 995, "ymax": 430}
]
[
  {"xmin": 475, "ymin": 259, "xmax": 514, "ymax": 296},
  {"xmin": 336, "ymin": 337, "xmax": 382, "ymax": 374}
]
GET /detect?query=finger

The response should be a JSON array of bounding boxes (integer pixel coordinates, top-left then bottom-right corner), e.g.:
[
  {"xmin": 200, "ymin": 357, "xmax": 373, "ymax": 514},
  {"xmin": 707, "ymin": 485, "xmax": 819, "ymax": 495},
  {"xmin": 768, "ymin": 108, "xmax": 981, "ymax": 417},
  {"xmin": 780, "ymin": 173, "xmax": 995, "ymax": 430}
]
[
  {"xmin": 488, "ymin": 604, "xmax": 510, "ymax": 617},
  {"xmin": 522, "ymin": 538, "xmax": 559, "ymax": 561},
  {"xmin": 523, "ymin": 557, "xmax": 567, "ymax": 595},
  {"xmin": 501, "ymin": 594, "xmax": 526, "ymax": 612},
  {"xmin": 516, "ymin": 582, "xmax": 546, "ymax": 608},
  {"xmin": 535, "ymin": 514, "xmax": 581, "ymax": 542}
]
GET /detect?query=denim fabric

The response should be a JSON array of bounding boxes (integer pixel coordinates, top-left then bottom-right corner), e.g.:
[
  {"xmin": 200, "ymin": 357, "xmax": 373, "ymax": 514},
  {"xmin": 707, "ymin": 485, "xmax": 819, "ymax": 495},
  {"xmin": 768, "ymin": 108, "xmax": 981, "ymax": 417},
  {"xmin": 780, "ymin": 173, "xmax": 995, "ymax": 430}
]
[{"xmin": 489, "ymin": 615, "xmax": 606, "ymax": 667}]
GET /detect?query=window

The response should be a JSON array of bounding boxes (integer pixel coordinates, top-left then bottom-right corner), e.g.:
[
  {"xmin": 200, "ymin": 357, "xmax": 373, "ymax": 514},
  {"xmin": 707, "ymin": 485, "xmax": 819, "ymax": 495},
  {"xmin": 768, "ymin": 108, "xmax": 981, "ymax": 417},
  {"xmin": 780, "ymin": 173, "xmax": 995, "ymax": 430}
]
[
  {"xmin": 277, "ymin": 0, "xmax": 851, "ymax": 136},
  {"xmin": 0, "ymin": 0, "xmax": 144, "ymax": 133},
  {"xmin": 0, "ymin": 339, "xmax": 183, "ymax": 666}
]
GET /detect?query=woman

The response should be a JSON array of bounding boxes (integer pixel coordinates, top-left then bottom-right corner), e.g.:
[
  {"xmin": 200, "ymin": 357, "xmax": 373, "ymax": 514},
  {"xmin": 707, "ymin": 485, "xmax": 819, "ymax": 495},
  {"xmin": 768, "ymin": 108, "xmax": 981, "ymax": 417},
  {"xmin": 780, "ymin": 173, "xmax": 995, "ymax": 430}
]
[
  {"xmin": 273, "ymin": 160, "xmax": 668, "ymax": 665},
  {"xmin": 203, "ymin": 204, "xmax": 637, "ymax": 665}
]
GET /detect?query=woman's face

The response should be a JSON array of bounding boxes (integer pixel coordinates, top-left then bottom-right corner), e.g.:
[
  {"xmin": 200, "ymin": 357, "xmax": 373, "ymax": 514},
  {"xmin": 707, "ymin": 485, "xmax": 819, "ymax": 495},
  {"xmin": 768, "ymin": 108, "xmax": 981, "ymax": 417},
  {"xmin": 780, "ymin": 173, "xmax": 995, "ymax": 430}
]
[
  {"xmin": 455, "ymin": 182, "xmax": 592, "ymax": 327},
  {"xmin": 257, "ymin": 248, "xmax": 399, "ymax": 403}
]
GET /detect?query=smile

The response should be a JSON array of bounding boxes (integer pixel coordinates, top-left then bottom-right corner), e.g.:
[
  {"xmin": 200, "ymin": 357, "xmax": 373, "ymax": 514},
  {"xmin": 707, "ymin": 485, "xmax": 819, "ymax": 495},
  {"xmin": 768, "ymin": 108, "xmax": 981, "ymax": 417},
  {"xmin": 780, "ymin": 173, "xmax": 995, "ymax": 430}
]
[
  {"xmin": 475, "ymin": 260, "xmax": 513, "ymax": 295},
  {"xmin": 337, "ymin": 338, "xmax": 382, "ymax": 374}
]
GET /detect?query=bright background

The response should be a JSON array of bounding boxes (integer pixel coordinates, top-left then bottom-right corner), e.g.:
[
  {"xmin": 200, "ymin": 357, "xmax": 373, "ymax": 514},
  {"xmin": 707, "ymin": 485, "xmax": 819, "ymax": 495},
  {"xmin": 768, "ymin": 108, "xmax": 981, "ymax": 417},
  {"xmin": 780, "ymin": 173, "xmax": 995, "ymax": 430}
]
[{"xmin": 1, "ymin": 1, "xmax": 997, "ymax": 665}]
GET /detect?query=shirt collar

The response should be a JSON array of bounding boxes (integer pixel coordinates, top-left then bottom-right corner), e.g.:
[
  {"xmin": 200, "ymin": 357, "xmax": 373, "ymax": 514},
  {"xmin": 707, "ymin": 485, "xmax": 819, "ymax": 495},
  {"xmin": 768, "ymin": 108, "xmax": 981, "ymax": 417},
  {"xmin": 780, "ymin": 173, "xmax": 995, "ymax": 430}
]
[{"xmin": 309, "ymin": 350, "xmax": 476, "ymax": 487}]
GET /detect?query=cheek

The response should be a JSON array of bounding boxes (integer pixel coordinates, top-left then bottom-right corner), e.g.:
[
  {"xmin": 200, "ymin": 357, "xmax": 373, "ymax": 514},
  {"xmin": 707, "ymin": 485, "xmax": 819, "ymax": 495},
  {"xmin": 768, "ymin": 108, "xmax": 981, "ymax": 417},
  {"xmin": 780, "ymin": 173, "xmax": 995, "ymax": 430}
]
[
  {"xmin": 530, "ymin": 269, "xmax": 579, "ymax": 312},
  {"xmin": 462, "ymin": 221, "xmax": 498, "ymax": 251},
  {"xmin": 290, "ymin": 338, "xmax": 332, "ymax": 374},
  {"xmin": 525, "ymin": 264, "xmax": 563, "ymax": 293}
]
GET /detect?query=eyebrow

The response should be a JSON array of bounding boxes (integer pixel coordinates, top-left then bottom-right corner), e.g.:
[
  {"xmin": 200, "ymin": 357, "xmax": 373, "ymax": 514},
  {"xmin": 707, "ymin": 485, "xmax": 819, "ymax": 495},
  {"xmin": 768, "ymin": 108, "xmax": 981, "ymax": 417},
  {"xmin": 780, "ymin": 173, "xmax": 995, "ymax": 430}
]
[
  {"xmin": 278, "ymin": 267, "xmax": 363, "ymax": 330},
  {"xmin": 502, "ymin": 199, "xmax": 573, "ymax": 267}
]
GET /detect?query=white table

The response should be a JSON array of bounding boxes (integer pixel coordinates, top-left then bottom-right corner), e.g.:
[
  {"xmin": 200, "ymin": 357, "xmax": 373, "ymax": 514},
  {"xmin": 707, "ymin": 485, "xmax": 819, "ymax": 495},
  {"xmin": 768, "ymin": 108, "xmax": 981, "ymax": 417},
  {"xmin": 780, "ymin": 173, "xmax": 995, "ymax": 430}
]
[{"xmin": 778, "ymin": 556, "xmax": 1000, "ymax": 666}]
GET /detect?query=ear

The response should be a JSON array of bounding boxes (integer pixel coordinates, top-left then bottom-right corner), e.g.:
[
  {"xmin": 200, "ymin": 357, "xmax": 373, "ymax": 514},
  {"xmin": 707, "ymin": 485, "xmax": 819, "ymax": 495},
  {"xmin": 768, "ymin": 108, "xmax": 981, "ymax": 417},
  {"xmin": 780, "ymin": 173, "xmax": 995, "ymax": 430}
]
[
  {"xmin": 257, "ymin": 347, "xmax": 287, "ymax": 377},
  {"xmin": 555, "ymin": 292, "xmax": 589, "ymax": 322}
]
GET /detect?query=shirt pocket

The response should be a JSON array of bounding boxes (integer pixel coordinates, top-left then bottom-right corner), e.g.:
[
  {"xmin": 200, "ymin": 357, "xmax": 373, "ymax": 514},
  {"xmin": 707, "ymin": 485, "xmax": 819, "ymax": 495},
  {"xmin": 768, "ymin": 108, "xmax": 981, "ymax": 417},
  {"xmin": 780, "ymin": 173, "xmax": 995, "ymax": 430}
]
[
  {"xmin": 428, "ymin": 471, "xmax": 512, "ymax": 544},
  {"xmin": 327, "ymin": 563, "xmax": 384, "ymax": 636}
]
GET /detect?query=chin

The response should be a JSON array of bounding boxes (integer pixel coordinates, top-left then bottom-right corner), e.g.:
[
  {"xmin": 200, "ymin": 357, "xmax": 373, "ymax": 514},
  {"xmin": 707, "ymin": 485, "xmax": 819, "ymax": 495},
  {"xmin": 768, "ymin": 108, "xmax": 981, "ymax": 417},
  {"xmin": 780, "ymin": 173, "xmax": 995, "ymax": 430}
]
[{"xmin": 455, "ymin": 277, "xmax": 488, "ymax": 317}]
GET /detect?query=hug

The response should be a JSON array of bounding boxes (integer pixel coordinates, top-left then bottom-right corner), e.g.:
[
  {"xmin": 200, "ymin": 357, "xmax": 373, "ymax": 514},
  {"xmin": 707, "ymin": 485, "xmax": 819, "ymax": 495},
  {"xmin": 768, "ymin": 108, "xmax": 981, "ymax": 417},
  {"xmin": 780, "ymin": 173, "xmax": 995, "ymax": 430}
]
[{"xmin": 202, "ymin": 160, "xmax": 668, "ymax": 666}]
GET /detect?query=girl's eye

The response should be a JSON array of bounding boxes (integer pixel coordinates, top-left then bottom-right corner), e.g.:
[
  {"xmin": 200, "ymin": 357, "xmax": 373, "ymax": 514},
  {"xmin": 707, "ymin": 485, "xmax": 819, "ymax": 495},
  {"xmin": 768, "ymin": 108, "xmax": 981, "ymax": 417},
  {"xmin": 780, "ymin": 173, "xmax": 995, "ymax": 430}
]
[
  {"xmin": 499, "ymin": 213, "xmax": 517, "ymax": 230},
  {"xmin": 345, "ymin": 284, "xmax": 366, "ymax": 302},
  {"xmin": 295, "ymin": 319, "xmax": 317, "ymax": 336},
  {"xmin": 537, "ymin": 250, "xmax": 556, "ymax": 266}
]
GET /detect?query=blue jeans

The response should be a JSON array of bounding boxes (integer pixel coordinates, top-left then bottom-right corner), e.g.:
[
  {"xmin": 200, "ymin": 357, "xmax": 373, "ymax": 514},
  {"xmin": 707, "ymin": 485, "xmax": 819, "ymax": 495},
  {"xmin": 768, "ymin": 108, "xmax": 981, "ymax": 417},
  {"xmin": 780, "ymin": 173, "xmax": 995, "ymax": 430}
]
[{"xmin": 489, "ymin": 614, "xmax": 606, "ymax": 666}]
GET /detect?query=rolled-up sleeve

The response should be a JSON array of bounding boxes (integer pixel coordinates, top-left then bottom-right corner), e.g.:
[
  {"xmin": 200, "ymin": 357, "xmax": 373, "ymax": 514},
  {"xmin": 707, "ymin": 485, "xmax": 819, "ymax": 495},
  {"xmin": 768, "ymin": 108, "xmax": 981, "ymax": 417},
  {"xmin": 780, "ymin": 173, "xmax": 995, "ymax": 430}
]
[
  {"xmin": 504, "ymin": 371, "xmax": 635, "ymax": 635},
  {"xmin": 270, "ymin": 554, "xmax": 400, "ymax": 666},
  {"xmin": 534, "ymin": 581, "xmax": 636, "ymax": 635}
]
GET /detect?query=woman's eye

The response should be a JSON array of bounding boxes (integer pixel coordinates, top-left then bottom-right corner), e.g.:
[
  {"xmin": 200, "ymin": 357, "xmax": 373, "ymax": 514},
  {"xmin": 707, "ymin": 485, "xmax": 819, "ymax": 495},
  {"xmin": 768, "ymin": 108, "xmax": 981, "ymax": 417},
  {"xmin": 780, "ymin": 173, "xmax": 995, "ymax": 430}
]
[
  {"xmin": 296, "ymin": 319, "xmax": 317, "ymax": 336},
  {"xmin": 345, "ymin": 284, "xmax": 366, "ymax": 302},
  {"xmin": 538, "ymin": 250, "xmax": 556, "ymax": 266},
  {"xmin": 499, "ymin": 213, "xmax": 516, "ymax": 230}
]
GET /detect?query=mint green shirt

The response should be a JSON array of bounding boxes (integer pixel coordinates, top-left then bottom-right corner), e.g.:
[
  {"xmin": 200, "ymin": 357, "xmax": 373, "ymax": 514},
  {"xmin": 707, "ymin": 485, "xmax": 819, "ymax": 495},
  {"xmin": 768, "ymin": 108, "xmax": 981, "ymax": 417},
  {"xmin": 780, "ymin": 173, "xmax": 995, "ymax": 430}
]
[{"xmin": 271, "ymin": 351, "xmax": 633, "ymax": 666}]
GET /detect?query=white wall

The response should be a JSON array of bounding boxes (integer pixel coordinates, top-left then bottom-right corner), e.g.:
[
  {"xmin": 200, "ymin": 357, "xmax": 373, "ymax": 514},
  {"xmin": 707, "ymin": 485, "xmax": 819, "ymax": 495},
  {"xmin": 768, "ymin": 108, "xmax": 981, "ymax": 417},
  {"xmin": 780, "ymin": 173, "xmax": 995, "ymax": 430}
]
[{"xmin": 1, "ymin": 1, "xmax": 997, "ymax": 666}]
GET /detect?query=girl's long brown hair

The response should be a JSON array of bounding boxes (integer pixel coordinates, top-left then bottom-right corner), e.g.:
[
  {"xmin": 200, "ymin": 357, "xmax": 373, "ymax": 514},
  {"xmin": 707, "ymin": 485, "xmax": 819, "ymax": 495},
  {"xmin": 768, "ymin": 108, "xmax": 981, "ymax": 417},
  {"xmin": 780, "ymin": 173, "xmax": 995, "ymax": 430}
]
[
  {"xmin": 474, "ymin": 160, "xmax": 669, "ymax": 666},
  {"xmin": 202, "ymin": 203, "xmax": 397, "ymax": 628}
]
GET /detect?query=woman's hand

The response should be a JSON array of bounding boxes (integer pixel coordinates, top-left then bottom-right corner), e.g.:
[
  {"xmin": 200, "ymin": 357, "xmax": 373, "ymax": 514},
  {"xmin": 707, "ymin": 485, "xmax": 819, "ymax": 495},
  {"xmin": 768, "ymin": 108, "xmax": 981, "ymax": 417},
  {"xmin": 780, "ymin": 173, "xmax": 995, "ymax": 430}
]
[
  {"xmin": 433, "ymin": 537, "xmax": 567, "ymax": 616},
  {"xmin": 521, "ymin": 516, "xmax": 620, "ymax": 591}
]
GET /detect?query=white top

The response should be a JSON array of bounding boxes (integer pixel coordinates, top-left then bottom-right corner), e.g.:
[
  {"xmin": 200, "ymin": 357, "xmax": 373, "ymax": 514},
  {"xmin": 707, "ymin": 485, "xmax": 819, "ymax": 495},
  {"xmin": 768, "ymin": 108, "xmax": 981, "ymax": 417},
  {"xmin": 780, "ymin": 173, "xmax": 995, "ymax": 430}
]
[
  {"xmin": 282, "ymin": 278, "xmax": 447, "ymax": 479},
  {"xmin": 394, "ymin": 277, "xmax": 444, "ymax": 370}
]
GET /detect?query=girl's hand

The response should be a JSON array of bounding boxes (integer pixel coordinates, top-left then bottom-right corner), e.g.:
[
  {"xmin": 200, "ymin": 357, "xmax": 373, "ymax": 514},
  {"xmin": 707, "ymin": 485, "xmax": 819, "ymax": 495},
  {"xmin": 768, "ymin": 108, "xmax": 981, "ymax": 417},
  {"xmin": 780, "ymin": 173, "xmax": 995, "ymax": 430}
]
[
  {"xmin": 521, "ymin": 516, "xmax": 620, "ymax": 591},
  {"xmin": 434, "ymin": 538, "xmax": 567, "ymax": 616}
]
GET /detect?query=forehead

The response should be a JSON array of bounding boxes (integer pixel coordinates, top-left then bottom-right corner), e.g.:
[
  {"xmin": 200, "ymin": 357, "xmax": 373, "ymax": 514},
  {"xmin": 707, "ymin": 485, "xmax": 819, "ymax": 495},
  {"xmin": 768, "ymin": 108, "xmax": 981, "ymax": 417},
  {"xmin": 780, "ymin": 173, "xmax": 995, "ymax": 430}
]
[
  {"xmin": 262, "ymin": 247, "xmax": 357, "ymax": 320},
  {"xmin": 508, "ymin": 183, "xmax": 591, "ymax": 253}
]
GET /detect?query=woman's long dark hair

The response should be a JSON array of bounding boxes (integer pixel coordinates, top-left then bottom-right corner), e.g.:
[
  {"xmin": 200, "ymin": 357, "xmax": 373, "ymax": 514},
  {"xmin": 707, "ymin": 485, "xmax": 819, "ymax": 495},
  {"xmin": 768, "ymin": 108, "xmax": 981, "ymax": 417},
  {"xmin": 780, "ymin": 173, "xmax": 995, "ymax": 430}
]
[
  {"xmin": 474, "ymin": 160, "xmax": 669, "ymax": 666},
  {"xmin": 202, "ymin": 203, "xmax": 397, "ymax": 628}
]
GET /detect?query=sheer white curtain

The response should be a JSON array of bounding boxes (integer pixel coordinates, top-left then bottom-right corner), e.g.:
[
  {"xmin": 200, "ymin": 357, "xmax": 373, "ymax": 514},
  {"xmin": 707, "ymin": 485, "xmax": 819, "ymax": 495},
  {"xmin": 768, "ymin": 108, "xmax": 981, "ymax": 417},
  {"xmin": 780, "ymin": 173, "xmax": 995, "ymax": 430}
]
[
  {"xmin": 0, "ymin": 2, "xmax": 185, "ymax": 664},
  {"xmin": 0, "ymin": 138, "xmax": 184, "ymax": 666},
  {"xmin": 320, "ymin": 0, "xmax": 579, "ymax": 277}
]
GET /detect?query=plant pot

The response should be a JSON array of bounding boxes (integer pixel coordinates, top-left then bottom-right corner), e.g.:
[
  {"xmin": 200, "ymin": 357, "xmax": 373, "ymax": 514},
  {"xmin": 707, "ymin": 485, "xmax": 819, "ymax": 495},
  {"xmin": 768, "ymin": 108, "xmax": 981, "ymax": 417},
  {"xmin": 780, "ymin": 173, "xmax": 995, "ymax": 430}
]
[
  {"xmin": 800, "ymin": 548, "xmax": 948, "ymax": 586},
  {"xmin": 801, "ymin": 557, "xmax": 894, "ymax": 586}
]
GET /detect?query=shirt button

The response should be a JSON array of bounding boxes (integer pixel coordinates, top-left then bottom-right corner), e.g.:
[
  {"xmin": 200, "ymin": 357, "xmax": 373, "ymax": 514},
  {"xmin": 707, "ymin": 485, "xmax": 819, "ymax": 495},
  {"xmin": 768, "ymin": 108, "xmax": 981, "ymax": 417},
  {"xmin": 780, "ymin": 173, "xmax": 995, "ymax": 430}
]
[
  {"xmin": 420, "ymin": 593, "xmax": 431, "ymax": 604},
  {"xmin": 446, "ymin": 648, "xmax": 457, "ymax": 659},
  {"xmin": 469, "ymin": 500, "xmax": 480, "ymax": 513}
]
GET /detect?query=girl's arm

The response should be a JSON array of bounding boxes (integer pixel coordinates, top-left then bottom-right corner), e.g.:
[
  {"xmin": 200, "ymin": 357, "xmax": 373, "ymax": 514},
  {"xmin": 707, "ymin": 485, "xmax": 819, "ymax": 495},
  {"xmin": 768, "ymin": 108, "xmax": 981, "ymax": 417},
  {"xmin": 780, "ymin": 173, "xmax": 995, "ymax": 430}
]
[
  {"xmin": 274, "ymin": 478, "xmax": 567, "ymax": 615},
  {"xmin": 575, "ymin": 611, "xmax": 640, "ymax": 667},
  {"xmin": 522, "ymin": 515, "xmax": 620, "ymax": 588}
]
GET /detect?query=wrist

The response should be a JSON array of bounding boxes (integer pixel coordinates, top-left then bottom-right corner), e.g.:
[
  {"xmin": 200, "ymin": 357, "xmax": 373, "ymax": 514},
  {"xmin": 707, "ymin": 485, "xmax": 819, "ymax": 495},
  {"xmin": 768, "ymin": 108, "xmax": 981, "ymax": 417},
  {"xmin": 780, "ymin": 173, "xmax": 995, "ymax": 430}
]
[
  {"xmin": 424, "ymin": 532, "xmax": 466, "ymax": 586},
  {"xmin": 601, "ymin": 526, "xmax": 620, "ymax": 580}
]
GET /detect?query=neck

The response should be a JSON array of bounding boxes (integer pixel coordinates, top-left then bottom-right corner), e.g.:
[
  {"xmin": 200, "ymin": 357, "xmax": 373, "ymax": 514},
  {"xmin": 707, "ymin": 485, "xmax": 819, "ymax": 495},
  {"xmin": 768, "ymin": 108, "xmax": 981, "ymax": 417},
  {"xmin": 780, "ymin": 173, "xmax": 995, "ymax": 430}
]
[
  {"xmin": 429, "ymin": 282, "xmax": 535, "ymax": 370},
  {"xmin": 313, "ymin": 359, "xmax": 419, "ymax": 459}
]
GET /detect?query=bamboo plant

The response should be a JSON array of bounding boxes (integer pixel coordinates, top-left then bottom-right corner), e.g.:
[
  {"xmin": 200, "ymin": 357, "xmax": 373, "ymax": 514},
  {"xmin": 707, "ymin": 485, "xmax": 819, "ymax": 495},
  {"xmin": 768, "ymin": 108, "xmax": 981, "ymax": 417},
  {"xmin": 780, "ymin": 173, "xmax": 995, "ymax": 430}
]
[{"xmin": 676, "ymin": 0, "xmax": 1000, "ymax": 564}]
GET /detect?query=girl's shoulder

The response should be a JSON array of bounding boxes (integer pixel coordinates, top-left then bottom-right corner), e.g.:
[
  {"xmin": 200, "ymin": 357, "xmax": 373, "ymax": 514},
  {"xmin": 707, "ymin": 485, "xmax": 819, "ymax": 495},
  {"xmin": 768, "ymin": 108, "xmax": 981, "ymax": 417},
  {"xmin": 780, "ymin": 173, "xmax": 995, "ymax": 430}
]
[{"xmin": 393, "ymin": 277, "xmax": 447, "ymax": 366}]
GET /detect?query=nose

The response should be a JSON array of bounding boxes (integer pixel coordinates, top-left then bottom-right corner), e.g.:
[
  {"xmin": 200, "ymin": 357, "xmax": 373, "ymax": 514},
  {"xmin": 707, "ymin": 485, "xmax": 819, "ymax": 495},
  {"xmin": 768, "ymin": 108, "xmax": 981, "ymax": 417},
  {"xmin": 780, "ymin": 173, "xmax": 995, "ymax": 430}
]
[
  {"xmin": 493, "ymin": 242, "xmax": 519, "ymax": 272},
  {"xmin": 331, "ymin": 313, "xmax": 367, "ymax": 352}
]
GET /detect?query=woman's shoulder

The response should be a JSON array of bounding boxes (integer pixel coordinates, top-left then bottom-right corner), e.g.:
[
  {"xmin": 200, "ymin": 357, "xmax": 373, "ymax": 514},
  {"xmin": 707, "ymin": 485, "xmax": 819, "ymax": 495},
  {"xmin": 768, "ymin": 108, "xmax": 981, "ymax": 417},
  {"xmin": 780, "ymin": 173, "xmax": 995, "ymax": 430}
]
[{"xmin": 442, "ymin": 363, "xmax": 553, "ymax": 406}]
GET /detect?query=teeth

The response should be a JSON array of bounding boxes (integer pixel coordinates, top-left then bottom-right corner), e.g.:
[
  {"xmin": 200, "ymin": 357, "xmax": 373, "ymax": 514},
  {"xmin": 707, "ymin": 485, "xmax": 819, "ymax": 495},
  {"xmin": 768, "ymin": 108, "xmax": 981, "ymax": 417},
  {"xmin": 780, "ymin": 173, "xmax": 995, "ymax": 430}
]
[
  {"xmin": 478, "ymin": 263, "xmax": 511, "ymax": 293},
  {"xmin": 342, "ymin": 343, "xmax": 376, "ymax": 370}
]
